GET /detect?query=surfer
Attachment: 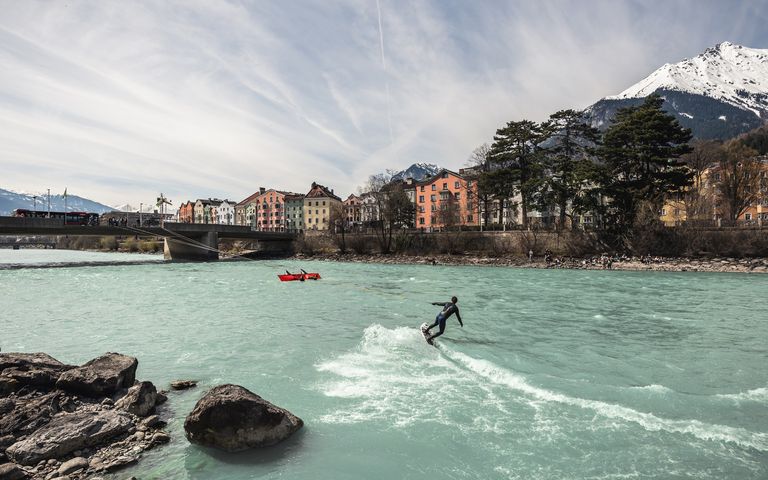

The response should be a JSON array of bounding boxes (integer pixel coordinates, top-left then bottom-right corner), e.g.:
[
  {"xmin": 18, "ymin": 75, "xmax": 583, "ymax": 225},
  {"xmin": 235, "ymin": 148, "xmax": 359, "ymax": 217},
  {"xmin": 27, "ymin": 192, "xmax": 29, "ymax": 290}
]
[{"xmin": 424, "ymin": 296, "xmax": 463, "ymax": 341}]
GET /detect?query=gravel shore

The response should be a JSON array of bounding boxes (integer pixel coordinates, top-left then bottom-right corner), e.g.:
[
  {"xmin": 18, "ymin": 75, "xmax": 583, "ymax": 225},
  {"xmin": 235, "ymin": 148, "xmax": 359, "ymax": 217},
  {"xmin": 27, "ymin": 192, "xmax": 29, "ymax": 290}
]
[{"xmin": 292, "ymin": 253, "xmax": 768, "ymax": 274}]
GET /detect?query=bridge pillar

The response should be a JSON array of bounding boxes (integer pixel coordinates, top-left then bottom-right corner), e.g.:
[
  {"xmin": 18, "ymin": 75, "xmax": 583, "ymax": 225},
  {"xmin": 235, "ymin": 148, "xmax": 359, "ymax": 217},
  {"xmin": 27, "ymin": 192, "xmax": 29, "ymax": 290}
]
[{"xmin": 163, "ymin": 232, "xmax": 219, "ymax": 261}]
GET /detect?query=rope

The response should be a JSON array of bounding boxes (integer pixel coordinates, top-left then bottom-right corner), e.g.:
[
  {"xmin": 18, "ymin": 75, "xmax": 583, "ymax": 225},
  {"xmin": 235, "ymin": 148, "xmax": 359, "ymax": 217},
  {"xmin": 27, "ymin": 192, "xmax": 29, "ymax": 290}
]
[{"xmin": 116, "ymin": 225, "xmax": 258, "ymax": 261}]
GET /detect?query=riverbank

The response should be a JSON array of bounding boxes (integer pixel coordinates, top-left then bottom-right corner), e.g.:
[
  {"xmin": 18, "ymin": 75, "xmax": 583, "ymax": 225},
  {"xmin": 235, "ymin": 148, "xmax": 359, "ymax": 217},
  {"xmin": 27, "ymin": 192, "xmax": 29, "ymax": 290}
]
[{"xmin": 293, "ymin": 253, "xmax": 768, "ymax": 274}]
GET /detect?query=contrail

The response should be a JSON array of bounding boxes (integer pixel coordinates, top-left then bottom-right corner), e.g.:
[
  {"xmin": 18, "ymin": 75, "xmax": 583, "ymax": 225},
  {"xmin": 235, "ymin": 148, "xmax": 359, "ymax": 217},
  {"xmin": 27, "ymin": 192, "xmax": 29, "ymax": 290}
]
[{"xmin": 376, "ymin": 0, "xmax": 394, "ymax": 144}]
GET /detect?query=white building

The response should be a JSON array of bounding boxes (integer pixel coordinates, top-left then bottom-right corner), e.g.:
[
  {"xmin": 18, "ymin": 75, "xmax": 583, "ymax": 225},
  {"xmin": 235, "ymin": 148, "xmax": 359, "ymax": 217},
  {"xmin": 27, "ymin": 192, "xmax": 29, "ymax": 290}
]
[{"xmin": 216, "ymin": 200, "xmax": 236, "ymax": 225}]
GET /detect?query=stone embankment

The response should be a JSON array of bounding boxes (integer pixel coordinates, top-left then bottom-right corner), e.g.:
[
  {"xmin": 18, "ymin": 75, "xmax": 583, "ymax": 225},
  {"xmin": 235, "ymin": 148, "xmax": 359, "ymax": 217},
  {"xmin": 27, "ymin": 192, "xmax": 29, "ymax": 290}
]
[
  {"xmin": 0, "ymin": 352, "xmax": 170, "ymax": 480},
  {"xmin": 295, "ymin": 253, "xmax": 768, "ymax": 274}
]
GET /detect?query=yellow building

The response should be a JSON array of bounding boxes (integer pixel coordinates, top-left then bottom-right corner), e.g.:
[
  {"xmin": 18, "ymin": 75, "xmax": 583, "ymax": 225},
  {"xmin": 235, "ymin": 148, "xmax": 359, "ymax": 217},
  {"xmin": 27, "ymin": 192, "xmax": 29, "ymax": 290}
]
[
  {"xmin": 660, "ymin": 157, "xmax": 768, "ymax": 225},
  {"xmin": 303, "ymin": 182, "xmax": 342, "ymax": 231}
]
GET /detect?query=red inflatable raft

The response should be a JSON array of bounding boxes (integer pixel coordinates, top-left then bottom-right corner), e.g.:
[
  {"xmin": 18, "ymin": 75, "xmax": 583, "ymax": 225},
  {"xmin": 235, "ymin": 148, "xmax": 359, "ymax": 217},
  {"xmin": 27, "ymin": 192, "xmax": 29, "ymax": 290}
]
[{"xmin": 278, "ymin": 273, "xmax": 321, "ymax": 281}]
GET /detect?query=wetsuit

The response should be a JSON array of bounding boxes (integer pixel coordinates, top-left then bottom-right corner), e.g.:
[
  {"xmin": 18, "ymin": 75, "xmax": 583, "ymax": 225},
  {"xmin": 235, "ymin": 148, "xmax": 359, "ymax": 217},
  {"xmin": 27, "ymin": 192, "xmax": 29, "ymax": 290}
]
[{"xmin": 426, "ymin": 302, "xmax": 462, "ymax": 340}]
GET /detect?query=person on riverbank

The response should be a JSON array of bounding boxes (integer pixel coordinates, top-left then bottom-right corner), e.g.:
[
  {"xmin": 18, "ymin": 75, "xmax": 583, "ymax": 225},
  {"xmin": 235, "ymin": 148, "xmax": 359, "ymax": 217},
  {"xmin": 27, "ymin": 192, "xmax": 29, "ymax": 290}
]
[{"xmin": 424, "ymin": 296, "xmax": 463, "ymax": 341}]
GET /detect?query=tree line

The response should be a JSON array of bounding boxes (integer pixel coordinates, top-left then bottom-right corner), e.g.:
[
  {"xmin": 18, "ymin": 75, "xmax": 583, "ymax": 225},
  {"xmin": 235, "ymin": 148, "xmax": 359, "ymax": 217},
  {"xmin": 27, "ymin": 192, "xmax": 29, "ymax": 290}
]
[{"xmin": 469, "ymin": 94, "xmax": 766, "ymax": 249}]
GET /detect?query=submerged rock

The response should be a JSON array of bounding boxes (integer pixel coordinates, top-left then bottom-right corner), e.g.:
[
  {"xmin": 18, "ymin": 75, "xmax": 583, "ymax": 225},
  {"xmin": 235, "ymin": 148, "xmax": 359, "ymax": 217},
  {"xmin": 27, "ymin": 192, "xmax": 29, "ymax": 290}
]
[
  {"xmin": 55, "ymin": 353, "xmax": 137, "ymax": 397},
  {"xmin": 6, "ymin": 410, "xmax": 132, "ymax": 465},
  {"xmin": 183, "ymin": 384, "xmax": 303, "ymax": 452},
  {"xmin": 170, "ymin": 380, "xmax": 197, "ymax": 391}
]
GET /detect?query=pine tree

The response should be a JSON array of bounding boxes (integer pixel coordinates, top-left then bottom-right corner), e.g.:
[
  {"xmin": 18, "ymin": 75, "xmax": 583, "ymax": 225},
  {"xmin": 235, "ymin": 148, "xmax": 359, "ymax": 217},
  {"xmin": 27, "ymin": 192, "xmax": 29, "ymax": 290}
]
[
  {"xmin": 488, "ymin": 120, "xmax": 545, "ymax": 228},
  {"xmin": 538, "ymin": 109, "xmax": 600, "ymax": 229},
  {"xmin": 597, "ymin": 94, "xmax": 693, "ymax": 239}
]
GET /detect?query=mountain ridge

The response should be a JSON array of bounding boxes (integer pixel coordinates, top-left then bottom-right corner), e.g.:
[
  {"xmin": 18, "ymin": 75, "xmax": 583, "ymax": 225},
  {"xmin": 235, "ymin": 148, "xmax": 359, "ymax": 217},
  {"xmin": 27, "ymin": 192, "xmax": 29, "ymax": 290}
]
[
  {"xmin": 0, "ymin": 188, "xmax": 114, "ymax": 216},
  {"xmin": 585, "ymin": 41, "xmax": 768, "ymax": 139}
]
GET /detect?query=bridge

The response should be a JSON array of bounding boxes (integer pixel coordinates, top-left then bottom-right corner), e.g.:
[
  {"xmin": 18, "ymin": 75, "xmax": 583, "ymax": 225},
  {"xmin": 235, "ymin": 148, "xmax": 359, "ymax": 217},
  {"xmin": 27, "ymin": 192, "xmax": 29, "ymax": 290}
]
[{"xmin": 0, "ymin": 217, "xmax": 296, "ymax": 261}]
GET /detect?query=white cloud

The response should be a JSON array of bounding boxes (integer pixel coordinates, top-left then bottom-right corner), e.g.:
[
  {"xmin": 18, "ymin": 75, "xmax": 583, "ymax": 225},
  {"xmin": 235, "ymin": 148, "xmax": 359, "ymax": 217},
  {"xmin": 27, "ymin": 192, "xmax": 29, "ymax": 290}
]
[{"xmin": 0, "ymin": 0, "xmax": 765, "ymax": 205}]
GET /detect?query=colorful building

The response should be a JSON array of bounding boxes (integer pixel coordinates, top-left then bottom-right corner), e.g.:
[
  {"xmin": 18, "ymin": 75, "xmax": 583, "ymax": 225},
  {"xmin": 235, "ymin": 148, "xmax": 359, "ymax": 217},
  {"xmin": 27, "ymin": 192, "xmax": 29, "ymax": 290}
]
[
  {"xmin": 254, "ymin": 189, "xmax": 302, "ymax": 232},
  {"xmin": 343, "ymin": 194, "xmax": 362, "ymax": 229},
  {"xmin": 284, "ymin": 194, "xmax": 305, "ymax": 233},
  {"xmin": 303, "ymin": 182, "xmax": 342, "ymax": 231},
  {"xmin": 414, "ymin": 169, "xmax": 479, "ymax": 230},
  {"xmin": 235, "ymin": 191, "xmax": 262, "ymax": 226},
  {"xmin": 178, "ymin": 201, "xmax": 195, "ymax": 223},
  {"xmin": 216, "ymin": 200, "xmax": 236, "ymax": 225}
]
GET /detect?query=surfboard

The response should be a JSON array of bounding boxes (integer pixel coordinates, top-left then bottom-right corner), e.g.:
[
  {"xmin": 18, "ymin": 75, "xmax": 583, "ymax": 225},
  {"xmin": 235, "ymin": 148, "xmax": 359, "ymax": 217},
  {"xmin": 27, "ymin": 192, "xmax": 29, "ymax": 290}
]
[{"xmin": 420, "ymin": 323, "xmax": 434, "ymax": 345}]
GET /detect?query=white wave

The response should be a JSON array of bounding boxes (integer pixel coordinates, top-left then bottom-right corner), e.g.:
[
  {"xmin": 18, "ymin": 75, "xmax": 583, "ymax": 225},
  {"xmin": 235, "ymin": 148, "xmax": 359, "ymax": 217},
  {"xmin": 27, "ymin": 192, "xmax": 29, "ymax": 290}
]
[
  {"xmin": 626, "ymin": 384, "xmax": 674, "ymax": 394},
  {"xmin": 442, "ymin": 346, "xmax": 768, "ymax": 452},
  {"xmin": 315, "ymin": 324, "xmax": 521, "ymax": 430},
  {"xmin": 715, "ymin": 387, "xmax": 768, "ymax": 403}
]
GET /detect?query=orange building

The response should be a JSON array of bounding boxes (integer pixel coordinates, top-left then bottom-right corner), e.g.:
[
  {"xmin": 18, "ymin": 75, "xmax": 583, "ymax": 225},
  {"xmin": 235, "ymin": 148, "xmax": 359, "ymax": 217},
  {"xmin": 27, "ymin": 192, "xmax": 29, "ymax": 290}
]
[
  {"xmin": 414, "ymin": 169, "xmax": 478, "ymax": 230},
  {"xmin": 178, "ymin": 201, "xmax": 195, "ymax": 223}
]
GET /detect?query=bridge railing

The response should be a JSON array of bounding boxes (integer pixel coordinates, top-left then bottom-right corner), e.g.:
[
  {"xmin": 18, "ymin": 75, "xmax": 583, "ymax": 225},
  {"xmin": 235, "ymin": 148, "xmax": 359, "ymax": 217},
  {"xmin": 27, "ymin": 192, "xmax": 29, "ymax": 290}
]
[{"xmin": 0, "ymin": 216, "xmax": 63, "ymax": 228}]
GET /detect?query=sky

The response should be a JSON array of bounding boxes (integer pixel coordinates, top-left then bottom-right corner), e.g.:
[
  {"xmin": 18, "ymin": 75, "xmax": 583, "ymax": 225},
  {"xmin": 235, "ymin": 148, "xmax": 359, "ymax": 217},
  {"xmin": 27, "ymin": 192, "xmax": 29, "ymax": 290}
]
[{"xmin": 1, "ymin": 0, "xmax": 767, "ymax": 207}]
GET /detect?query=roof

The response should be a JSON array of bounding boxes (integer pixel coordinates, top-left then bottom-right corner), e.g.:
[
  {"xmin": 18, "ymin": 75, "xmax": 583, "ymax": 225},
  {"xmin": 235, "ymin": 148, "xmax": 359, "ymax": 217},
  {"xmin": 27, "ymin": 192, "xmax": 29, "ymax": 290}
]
[
  {"xmin": 236, "ymin": 191, "xmax": 262, "ymax": 207},
  {"xmin": 416, "ymin": 168, "xmax": 465, "ymax": 187},
  {"xmin": 305, "ymin": 182, "xmax": 341, "ymax": 201}
]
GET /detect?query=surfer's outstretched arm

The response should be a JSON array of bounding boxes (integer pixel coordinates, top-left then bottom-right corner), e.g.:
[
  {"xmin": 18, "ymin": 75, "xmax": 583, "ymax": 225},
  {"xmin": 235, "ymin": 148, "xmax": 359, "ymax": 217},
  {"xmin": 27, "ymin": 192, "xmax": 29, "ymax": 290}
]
[
  {"xmin": 456, "ymin": 311, "xmax": 463, "ymax": 327},
  {"xmin": 430, "ymin": 302, "xmax": 445, "ymax": 306}
]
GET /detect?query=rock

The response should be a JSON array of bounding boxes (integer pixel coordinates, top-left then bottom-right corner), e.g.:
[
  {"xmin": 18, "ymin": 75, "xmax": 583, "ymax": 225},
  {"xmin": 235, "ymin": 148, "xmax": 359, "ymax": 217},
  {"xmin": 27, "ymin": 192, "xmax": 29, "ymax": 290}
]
[
  {"xmin": 114, "ymin": 381, "xmax": 157, "ymax": 417},
  {"xmin": 0, "ymin": 463, "xmax": 28, "ymax": 480},
  {"xmin": 55, "ymin": 353, "xmax": 137, "ymax": 397},
  {"xmin": 155, "ymin": 391, "xmax": 168, "ymax": 405},
  {"xmin": 57, "ymin": 457, "xmax": 88, "ymax": 476},
  {"xmin": 0, "ymin": 399, "xmax": 14, "ymax": 414},
  {"xmin": 102, "ymin": 455, "xmax": 137, "ymax": 472},
  {"xmin": 100, "ymin": 398, "xmax": 113, "ymax": 406},
  {"xmin": 0, "ymin": 391, "xmax": 64, "ymax": 438},
  {"xmin": 5, "ymin": 410, "xmax": 132, "ymax": 465},
  {"xmin": 150, "ymin": 431, "xmax": 170, "ymax": 445},
  {"xmin": 0, "ymin": 353, "xmax": 73, "ymax": 394},
  {"xmin": 140, "ymin": 415, "xmax": 164, "ymax": 429},
  {"xmin": 0, "ymin": 435, "xmax": 15, "ymax": 449},
  {"xmin": 170, "ymin": 380, "xmax": 197, "ymax": 391},
  {"xmin": 184, "ymin": 384, "xmax": 303, "ymax": 452}
]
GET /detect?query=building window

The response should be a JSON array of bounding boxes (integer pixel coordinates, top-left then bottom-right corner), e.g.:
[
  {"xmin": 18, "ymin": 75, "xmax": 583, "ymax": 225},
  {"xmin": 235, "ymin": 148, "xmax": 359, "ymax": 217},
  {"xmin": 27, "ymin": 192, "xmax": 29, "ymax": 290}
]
[
  {"xmin": 420, "ymin": 186, "xmax": 425, "ymax": 192},
  {"xmin": 661, "ymin": 208, "xmax": 667, "ymax": 216},
  {"xmin": 467, "ymin": 215, "xmax": 473, "ymax": 222},
  {"xmin": 455, "ymin": 193, "xmax": 460, "ymax": 200},
  {"xmin": 431, "ymin": 184, "xmax": 436, "ymax": 191},
  {"xmin": 442, "ymin": 172, "xmax": 448, "ymax": 178},
  {"xmin": 442, "ymin": 182, "xmax": 447, "ymax": 190},
  {"xmin": 419, "ymin": 195, "xmax": 424, "ymax": 203},
  {"xmin": 419, "ymin": 217, "xmax": 425, "ymax": 225},
  {"xmin": 430, "ymin": 194, "xmax": 435, "ymax": 202},
  {"xmin": 455, "ymin": 181, "xmax": 460, "ymax": 189},
  {"xmin": 431, "ymin": 205, "xmax": 436, "ymax": 211},
  {"xmin": 745, "ymin": 213, "xmax": 752, "ymax": 220}
]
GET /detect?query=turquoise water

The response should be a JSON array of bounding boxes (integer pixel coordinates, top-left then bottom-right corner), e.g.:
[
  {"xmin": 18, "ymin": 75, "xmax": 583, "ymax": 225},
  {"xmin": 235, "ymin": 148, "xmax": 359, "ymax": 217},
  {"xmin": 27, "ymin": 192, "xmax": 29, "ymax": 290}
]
[{"xmin": 1, "ymin": 251, "xmax": 767, "ymax": 479}]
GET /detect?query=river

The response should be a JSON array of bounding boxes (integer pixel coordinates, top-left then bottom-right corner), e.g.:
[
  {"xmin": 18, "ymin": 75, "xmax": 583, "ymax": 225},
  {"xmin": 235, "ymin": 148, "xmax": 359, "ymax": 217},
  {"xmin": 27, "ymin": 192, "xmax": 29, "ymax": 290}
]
[{"xmin": 2, "ymin": 250, "xmax": 766, "ymax": 479}]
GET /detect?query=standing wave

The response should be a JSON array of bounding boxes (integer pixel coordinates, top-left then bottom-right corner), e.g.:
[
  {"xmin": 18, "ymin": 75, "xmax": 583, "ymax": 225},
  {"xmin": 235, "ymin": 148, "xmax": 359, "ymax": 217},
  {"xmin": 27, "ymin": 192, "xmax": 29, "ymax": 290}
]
[{"xmin": 441, "ymin": 345, "xmax": 768, "ymax": 452}]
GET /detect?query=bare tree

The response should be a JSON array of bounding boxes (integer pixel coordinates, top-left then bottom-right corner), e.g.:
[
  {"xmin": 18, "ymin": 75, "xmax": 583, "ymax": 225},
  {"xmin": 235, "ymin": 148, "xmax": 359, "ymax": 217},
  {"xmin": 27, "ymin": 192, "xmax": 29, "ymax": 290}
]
[
  {"xmin": 681, "ymin": 140, "xmax": 724, "ymax": 222},
  {"xmin": 365, "ymin": 173, "xmax": 415, "ymax": 253},
  {"xmin": 329, "ymin": 202, "xmax": 348, "ymax": 253},
  {"xmin": 714, "ymin": 142, "xmax": 762, "ymax": 222},
  {"xmin": 466, "ymin": 143, "xmax": 493, "ymax": 229}
]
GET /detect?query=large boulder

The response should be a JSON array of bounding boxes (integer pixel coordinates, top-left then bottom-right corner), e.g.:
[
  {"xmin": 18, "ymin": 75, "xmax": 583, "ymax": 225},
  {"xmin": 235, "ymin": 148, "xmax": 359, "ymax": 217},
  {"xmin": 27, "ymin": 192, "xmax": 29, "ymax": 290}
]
[
  {"xmin": 184, "ymin": 384, "xmax": 303, "ymax": 452},
  {"xmin": 5, "ymin": 411, "xmax": 132, "ymax": 465},
  {"xmin": 0, "ymin": 353, "xmax": 73, "ymax": 394},
  {"xmin": 114, "ymin": 381, "xmax": 157, "ymax": 417},
  {"xmin": 55, "ymin": 353, "xmax": 137, "ymax": 397}
]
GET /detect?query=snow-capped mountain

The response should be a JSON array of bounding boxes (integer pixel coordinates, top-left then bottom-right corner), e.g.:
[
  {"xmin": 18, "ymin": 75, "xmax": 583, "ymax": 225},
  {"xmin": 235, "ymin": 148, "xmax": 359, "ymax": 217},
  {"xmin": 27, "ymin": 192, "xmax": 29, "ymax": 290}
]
[
  {"xmin": 390, "ymin": 163, "xmax": 442, "ymax": 182},
  {"xmin": 0, "ymin": 188, "xmax": 114, "ymax": 216},
  {"xmin": 587, "ymin": 42, "xmax": 768, "ymax": 139}
]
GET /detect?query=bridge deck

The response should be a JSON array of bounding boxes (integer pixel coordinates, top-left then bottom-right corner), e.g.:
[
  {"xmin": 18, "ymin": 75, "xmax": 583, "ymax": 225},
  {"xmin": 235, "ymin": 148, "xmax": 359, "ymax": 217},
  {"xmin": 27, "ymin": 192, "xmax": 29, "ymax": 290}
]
[{"xmin": 0, "ymin": 218, "xmax": 295, "ymax": 240}]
